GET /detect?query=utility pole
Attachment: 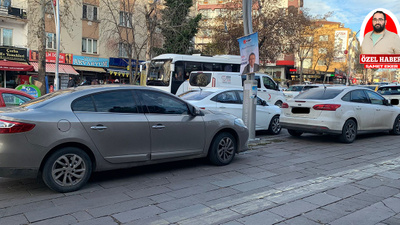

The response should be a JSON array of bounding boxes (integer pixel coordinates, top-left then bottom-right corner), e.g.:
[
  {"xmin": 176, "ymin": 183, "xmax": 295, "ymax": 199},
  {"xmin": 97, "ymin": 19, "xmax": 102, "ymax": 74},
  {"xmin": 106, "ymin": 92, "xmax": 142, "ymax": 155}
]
[{"xmin": 242, "ymin": 0, "xmax": 257, "ymax": 141}]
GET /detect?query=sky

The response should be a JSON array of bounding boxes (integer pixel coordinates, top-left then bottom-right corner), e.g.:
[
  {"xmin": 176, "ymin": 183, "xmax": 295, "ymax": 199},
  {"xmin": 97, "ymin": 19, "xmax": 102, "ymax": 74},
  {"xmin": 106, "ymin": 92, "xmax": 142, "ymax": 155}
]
[{"xmin": 303, "ymin": 0, "xmax": 400, "ymax": 36}]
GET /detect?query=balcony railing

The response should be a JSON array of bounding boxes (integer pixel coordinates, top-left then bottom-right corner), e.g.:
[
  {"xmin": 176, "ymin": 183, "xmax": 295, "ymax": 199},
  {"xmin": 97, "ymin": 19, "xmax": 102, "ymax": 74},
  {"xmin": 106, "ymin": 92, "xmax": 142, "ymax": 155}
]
[{"xmin": 0, "ymin": 6, "xmax": 27, "ymax": 19}]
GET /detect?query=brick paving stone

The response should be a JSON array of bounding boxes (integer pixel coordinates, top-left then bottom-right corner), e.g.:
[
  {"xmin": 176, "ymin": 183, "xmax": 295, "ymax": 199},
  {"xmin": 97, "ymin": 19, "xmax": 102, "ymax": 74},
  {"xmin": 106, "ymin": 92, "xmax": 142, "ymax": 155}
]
[
  {"xmin": 123, "ymin": 215, "xmax": 170, "ymax": 225},
  {"xmin": 30, "ymin": 215, "xmax": 77, "ymax": 225},
  {"xmin": 74, "ymin": 216, "xmax": 118, "ymax": 225},
  {"xmin": 112, "ymin": 205, "xmax": 165, "ymax": 223},
  {"xmin": 231, "ymin": 179, "xmax": 275, "ymax": 192},
  {"xmin": 159, "ymin": 204, "xmax": 213, "ymax": 223},
  {"xmin": 275, "ymin": 215, "xmax": 323, "ymax": 225},
  {"xmin": 210, "ymin": 175, "xmax": 255, "ymax": 188},
  {"xmin": 303, "ymin": 208, "xmax": 344, "ymax": 224},
  {"xmin": 365, "ymin": 186, "xmax": 400, "ymax": 198},
  {"xmin": 382, "ymin": 197, "xmax": 400, "ymax": 213},
  {"xmin": 237, "ymin": 210, "xmax": 285, "ymax": 225},
  {"xmin": 0, "ymin": 214, "xmax": 29, "ymax": 225},
  {"xmin": 269, "ymin": 200, "xmax": 319, "ymax": 218},
  {"xmin": 178, "ymin": 209, "xmax": 241, "ymax": 225},
  {"xmin": 166, "ymin": 184, "xmax": 219, "ymax": 198},
  {"xmin": 302, "ymin": 192, "xmax": 341, "ymax": 206},
  {"xmin": 71, "ymin": 211, "xmax": 94, "ymax": 223},
  {"xmin": 330, "ymin": 202, "xmax": 395, "ymax": 225},
  {"xmin": 355, "ymin": 177, "xmax": 387, "ymax": 188},
  {"xmin": 325, "ymin": 184, "xmax": 365, "ymax": 198},
  {"xmin": 86, "ymin": 197, "xmax": 155, "ymax": 218}
]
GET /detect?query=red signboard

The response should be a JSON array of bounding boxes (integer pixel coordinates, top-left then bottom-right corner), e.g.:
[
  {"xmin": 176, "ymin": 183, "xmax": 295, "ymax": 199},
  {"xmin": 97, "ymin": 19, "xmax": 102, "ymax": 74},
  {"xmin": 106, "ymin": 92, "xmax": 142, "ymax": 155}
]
[
  {"xmin": 289, "ymin": 69, "xmax": 297, "ymax": 72},
  {"xmin": 29, "ymin": 50, "xmax": 73, "ymax": 64}
]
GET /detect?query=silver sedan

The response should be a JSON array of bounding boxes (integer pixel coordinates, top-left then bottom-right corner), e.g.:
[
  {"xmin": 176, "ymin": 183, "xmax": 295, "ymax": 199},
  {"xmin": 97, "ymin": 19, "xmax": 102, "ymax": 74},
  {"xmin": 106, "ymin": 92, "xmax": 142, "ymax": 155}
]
[{"xmin": 0, "ymin": 85, "xmax": 249, "ymax": 192}]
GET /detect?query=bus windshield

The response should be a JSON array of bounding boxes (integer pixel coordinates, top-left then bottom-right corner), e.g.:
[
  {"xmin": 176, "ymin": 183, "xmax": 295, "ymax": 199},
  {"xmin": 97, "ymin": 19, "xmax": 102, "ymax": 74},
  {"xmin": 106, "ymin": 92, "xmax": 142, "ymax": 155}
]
[{"xmin": 146, "ymin": 59, "xmax": 172, "ymax": 86}]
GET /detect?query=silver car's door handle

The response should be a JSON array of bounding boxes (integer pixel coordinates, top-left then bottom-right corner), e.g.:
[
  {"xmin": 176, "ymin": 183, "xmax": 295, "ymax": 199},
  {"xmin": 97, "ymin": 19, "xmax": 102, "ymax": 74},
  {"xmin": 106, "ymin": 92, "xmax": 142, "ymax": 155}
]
[
  {"xmin": 219, "ymin": 106, "xmax": 226, "ymax": 109},
  {"xmin": 90, "ymin": 125, "xmax": 107, "ymax": 130},
  {"xmin": 152, "ymin": 124, "xmax": 165, "ymax": 129}
]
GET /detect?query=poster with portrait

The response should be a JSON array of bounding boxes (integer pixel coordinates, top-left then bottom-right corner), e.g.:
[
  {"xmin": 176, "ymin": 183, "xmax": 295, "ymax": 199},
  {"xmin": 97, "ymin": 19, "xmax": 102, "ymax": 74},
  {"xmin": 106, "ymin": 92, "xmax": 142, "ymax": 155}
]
[
  {"xmin": 237, "ymin": 32, "xmax": 260, "ymax": 74},
  {"xmin": 334, "ymin": 30, "xmax": 348, "ymax": 62}
]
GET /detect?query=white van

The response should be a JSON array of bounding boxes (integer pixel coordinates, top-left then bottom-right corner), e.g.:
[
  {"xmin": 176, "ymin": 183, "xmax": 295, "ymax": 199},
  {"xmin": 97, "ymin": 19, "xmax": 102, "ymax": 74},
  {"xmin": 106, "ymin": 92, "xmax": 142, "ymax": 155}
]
[{"xmin": 179, "ymin": 71, "xmax": 286, "ymax": 107}]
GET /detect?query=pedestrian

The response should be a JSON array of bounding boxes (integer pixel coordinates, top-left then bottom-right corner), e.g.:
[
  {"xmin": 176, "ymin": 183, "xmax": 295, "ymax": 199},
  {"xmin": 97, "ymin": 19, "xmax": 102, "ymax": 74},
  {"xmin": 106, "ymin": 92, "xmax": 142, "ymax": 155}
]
[{"xmin": 67, "ymin": 76, "xmax": 76, "ymax": 87}]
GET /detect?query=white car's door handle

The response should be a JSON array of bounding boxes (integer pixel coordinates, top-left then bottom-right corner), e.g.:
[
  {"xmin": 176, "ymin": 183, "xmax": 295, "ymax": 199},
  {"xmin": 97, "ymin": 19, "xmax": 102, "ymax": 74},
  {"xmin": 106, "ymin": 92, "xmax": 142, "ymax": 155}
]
[
  {"xmin": 90, "ymin": 125, "xmax": 107, "ymax": 130},
  {"xmin": 356, "ymin": 107, "xmax": 362, "ymax": 110},
  {"xmin": 219, "ymin": 106, "xmax": 226, "ymax": 109},
  {"xmin": 152, "ymin": 124, "xmax": 165, "ymax": 129}
]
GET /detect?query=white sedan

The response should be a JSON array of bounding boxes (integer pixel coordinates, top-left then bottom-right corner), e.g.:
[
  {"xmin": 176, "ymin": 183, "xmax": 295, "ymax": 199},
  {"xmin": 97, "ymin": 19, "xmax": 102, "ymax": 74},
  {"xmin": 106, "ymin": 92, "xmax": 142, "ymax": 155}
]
[
  {"xmin": 280, "ymin": 86, "xmax": 400, "ymax": 143},
  {"xmin": 179, "ymin": 88, "xmax": 282, "ymax": 134}
]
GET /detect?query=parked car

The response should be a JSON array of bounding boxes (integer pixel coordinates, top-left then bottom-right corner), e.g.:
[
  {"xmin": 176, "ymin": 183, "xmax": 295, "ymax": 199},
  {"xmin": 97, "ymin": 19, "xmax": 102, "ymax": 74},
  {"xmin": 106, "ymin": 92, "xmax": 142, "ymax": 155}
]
[
  {"xmin": 0, "ymin": 88, "xmax": 34, "ymax": 107},
  {"xmin": 283, "ymin": 84, "xmax": 325, "ymax": 99},
  {"xmin": 179, "ymin": 71, "xmax": 286, "ymax": 107},
  {"xmin": 280, "ymin": 86, "xmax": 400, "ymax": 143},
  {"xmin": 179, "ymin": 88, "xmax": 281, "ymax": 134},
  {"xmin": 377, "ymin": 84, "xmax": 400, "ymax": 107},
  {"xmin": 0, "ymin": 85, "xmax": 249, "ymax": 192}
]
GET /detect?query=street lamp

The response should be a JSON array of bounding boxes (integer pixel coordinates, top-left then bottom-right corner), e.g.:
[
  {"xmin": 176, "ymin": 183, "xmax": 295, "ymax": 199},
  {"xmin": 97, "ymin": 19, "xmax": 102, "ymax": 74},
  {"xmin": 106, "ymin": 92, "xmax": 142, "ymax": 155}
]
[{"xmin": 346, "ymin": 30, "xmax": 360, "ymax": 86}]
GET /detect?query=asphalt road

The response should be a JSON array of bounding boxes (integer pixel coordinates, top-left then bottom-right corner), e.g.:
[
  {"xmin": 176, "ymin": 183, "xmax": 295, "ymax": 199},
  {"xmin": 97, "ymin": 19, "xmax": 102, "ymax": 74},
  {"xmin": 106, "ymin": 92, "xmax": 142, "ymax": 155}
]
[{"xmin": 1, "ymin": 130, "xmax": 400, "ymax": 225}]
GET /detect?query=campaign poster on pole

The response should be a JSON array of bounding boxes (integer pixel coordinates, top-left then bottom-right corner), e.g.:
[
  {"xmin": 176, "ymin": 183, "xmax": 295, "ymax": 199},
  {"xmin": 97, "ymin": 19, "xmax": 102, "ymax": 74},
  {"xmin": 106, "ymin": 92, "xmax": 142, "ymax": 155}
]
[{"xmin": 238, "ymin": 32, "xmax": 260, "ymax": 74}]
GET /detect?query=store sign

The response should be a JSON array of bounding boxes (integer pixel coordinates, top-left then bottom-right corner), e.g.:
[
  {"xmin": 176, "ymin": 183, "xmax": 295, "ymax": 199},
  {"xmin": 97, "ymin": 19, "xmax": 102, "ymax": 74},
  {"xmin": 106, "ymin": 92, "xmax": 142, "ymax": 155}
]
[
  {"xmin": 0, "ymin": 47, "xmax": 28, "ymax": 61},
  {"xmin": 73, "ymin": 56, "xmax": 109, "ymax": 67},
  {"xmin": 16, "ymin": 85, "xmax": 41, "ymax": 98},
  {"xmin": 29, "ymin": 51, "xmax": 73, "ymax": 64}
]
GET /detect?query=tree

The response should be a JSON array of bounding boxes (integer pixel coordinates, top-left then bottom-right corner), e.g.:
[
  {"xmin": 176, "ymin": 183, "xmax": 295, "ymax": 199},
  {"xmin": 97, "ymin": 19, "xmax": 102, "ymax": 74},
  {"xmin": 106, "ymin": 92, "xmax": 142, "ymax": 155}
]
[
  {"xmin": 156, "ymin": 0, "xmax": 202, "ymax": 54},
  {"xmin": 28, "ymin": 0, "xmax": 80, "ymax": 94}
]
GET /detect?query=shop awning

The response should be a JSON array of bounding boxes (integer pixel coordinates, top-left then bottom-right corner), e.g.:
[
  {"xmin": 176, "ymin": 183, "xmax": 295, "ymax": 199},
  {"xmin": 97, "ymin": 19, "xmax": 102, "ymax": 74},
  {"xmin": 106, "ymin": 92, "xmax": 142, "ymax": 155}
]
[
  {"xmin": 73, "ymin": 65, "xmax": 106, "ymax": 73},
  {"xmin": 0, "ymin": 60, "xmax": 34, "ymax": 71},
  {"xmin": 30, "ymin": 62, "xmax": 78, "ymax": 75},
  {"xmin": 107, "ymin": 68, "xmax": 130, "ymax": 77}
]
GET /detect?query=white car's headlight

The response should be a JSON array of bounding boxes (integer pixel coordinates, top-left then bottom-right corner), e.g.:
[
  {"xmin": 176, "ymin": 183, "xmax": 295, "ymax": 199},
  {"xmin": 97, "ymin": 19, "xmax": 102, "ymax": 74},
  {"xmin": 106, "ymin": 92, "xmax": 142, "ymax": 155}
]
[{"xmin": 234, "ymin": 118, "xmax": 247, "ymax": 128}]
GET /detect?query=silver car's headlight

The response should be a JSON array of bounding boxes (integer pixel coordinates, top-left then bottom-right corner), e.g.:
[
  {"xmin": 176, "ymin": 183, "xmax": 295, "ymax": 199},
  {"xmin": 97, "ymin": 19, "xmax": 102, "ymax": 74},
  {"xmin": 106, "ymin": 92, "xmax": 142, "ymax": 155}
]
[{"xmin": 234, "ymin": 118, "xmax": 247, "ymax": 128}]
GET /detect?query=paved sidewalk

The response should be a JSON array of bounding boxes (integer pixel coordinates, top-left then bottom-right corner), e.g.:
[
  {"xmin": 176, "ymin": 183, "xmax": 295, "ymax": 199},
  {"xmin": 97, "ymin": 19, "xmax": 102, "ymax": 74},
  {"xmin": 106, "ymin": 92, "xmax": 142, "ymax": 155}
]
[{"xmin": 1, "ymin": 131, "xmax": 400, "ymax": 225}]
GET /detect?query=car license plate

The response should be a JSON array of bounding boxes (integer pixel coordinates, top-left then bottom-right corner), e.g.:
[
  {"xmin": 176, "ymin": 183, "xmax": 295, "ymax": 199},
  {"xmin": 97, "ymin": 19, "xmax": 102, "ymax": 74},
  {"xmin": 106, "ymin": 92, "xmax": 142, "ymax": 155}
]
[{"xmin": 292, "ymin": 107, "xmax": 310, "ymax": 114}]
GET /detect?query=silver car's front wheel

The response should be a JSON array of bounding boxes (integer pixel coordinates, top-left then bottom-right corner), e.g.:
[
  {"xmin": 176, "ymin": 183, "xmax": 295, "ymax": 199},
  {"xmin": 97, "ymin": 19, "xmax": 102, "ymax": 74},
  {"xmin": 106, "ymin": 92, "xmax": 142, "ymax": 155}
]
[
  {"xmin": 208, "ymin": 132, "xmax": 236, "ymax": 166},
  {"xmin": 42, "ymin": 147, "xmax": 92, "ymax": 193}
]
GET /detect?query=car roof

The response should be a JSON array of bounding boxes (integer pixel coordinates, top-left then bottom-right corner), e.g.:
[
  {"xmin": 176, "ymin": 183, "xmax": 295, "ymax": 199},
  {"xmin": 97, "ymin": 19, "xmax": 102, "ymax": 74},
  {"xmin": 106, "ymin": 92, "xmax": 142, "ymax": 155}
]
[{"xmin": 0, "ymin": 88, "xmax": 35, "ymax": 99}]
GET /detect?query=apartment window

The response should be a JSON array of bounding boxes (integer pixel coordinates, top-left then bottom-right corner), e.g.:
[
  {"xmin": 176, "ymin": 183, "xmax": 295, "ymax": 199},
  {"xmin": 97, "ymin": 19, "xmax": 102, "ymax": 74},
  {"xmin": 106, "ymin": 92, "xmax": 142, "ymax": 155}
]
[
  {"xmin": 319, "ymin": 35, "xmax": 328, "ymax": 41},
  {"xmin": 1, "ymin": 28, "xmax": 12, "ymax": 46},
  {"xmin": 82, "ymin": 38, "xmax": 98, "ymax": 54},
  {"xmin": 1, "ymin": 0, "xmax": 11, "ymax": 7},
  {"xmin": 83, "ymin": 4, "xmax": 98, "ymax": 21},
  {"xmin": 46, "ymin": 32, "xmax": 56, "ymax": 49},
  {"xmin": 318, "ymin": 60, "xmax": 326, "ymax": 66},
  {"xmin": 119, "ymin": 11, "xmax": 132, "ymax": 27},
  {"xmin": 119, "ymin": 43, "xmax": 130, "ymax": 58}
]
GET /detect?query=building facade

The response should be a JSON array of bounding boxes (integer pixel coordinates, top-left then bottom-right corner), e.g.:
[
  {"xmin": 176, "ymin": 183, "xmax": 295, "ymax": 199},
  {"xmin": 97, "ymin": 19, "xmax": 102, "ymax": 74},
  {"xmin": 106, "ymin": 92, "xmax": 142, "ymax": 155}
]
[{"xmin": 1, "ymin": 0, "xmax": 153, "ymax": 92}]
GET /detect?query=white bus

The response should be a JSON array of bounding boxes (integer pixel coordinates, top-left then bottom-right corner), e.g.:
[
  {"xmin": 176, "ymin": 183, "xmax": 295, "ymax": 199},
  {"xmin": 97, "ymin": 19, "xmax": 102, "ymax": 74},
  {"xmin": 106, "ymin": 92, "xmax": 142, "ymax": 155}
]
[{"xmin": 145, "ymin": 54, "xmax": 241, "ymax": 94}]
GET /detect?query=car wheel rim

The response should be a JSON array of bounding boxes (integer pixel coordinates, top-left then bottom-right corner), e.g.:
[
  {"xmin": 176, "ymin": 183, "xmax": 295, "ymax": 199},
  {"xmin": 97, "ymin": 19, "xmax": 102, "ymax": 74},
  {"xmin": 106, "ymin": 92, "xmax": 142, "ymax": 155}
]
[
  {"xmin": 272, "ymin": 118, "xmax": 281, "ymax": 133},
  {"xmin": 217, "ymin": 137, "xmax": 234, "ymax": 162},
  {"xmin": 345, "ymin": 122, "xmax": 356, "ymax": 140},
  {"xmin": 52, "ymin": 154, "xmax": 87, "ymax": 187}
]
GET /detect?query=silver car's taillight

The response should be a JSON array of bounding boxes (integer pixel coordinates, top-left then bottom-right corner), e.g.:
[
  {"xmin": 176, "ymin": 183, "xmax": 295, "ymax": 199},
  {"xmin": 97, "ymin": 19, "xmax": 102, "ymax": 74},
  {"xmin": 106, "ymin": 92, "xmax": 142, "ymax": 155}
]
[{"xmin": 0, "ymin": 120, "xmax": 35, "ymax": 134}]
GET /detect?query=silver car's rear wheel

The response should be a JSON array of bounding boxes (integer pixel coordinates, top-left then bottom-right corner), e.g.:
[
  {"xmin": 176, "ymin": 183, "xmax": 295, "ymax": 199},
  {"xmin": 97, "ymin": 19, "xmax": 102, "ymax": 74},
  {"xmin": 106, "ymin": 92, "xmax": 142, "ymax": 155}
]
[
  {"xmin": 339, "ymin": 119, "xmax": 357, "ymax": 143},
  {"xmin": 42, "ymin": 147, "xmax": 92, "ymax": 193},
  {"xmin": 268, "ymin": 115, "xmax": 281, "ymax": 135},
  {"xmin": 208, "ymin": 132, "xmax": 236, "ymax": 166}
]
